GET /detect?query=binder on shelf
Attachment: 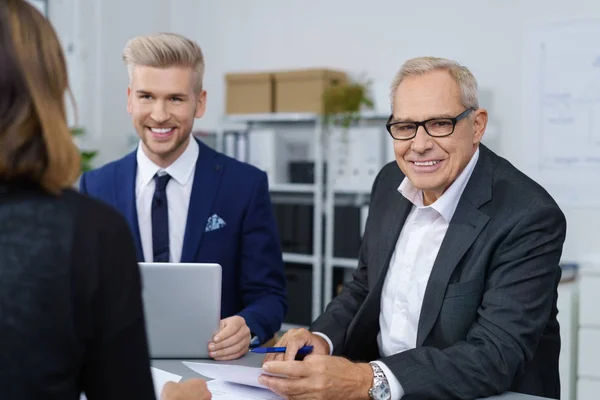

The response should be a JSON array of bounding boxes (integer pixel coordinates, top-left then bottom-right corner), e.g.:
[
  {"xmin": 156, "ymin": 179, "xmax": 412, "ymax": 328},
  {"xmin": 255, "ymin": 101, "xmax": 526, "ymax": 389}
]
[
  {"xmin": 283, "ymin": 263, "xmax": 313, "ymax": 326},
  {"xmin": 333, "ymin": 205, "xmax": 361, "ymax": 259}
]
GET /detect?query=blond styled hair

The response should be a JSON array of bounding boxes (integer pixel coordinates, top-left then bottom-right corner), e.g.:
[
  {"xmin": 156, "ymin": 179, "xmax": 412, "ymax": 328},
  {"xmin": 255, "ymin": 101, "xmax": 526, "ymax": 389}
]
[
  {"xmin": 0, "ymin": 0, "xmax": 81, "ymax": 194},
  {"xmin": 390, "ymin": 56, "xmax": 479, "ymax": 111},
  {"xmin": 122, "ymin": 32, "xmax": 205, "ymax": 92}
]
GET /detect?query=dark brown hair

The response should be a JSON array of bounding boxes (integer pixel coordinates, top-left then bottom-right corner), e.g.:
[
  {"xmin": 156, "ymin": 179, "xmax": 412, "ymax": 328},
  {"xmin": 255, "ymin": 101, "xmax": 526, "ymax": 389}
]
[{"xmin": 0, "ymin": 0, "xmax": 80, "ymax": 193}]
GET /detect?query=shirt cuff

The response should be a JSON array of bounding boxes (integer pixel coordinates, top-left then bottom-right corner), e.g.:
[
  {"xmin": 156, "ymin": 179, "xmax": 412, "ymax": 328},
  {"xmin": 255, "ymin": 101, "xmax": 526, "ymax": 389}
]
[
  {"xmin": 373, "ymin": 361, "xmax": 404, "ymax": 400},
  {"xmin": 312, "ymin": 332, "xmax": 334, "ymax": 355}
]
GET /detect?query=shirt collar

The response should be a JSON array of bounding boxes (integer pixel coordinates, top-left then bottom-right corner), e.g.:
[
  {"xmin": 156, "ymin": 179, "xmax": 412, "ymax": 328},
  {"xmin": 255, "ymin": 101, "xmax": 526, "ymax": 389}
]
[
  {"xmin": 136, "ymin": 137, "xmax": 199, "ymax": 187},
  {"xmin": 398, "ymin": 147, "xmax": 480, "ymax": 223}
]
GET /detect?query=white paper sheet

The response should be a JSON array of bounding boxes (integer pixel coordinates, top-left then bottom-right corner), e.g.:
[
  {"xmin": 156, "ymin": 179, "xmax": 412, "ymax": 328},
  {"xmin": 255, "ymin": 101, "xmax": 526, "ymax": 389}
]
[
  {"xmin": 151, "ymin": 367, "xmax": 182, "ymax": 397},
  {"xmin": 207, "ymin": 380, "xmax": 283, "ymax": 400},
  {"xmin": 183, "ymin": 361, "xmax": 268, "ymax": 389}
]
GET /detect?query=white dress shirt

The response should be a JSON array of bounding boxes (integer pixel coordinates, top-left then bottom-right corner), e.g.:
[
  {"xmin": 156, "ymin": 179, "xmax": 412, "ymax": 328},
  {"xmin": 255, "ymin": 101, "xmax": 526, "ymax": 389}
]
[
  {"xmin": 136, "ymin": 138, "xmax": 198, "ymax": 263},
  {"xmin": 373, "ymin": 147, "xmax": 480, "ymax": 399},
  {"xmin": 316, "ymin": 148, "xmax": 480, "ymax": 400}
]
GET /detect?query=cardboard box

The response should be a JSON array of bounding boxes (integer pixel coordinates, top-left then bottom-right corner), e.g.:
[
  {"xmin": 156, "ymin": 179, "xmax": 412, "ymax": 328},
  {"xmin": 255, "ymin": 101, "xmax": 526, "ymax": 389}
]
[
  {"xmin": 225, "ymin": 72, "xmax": 274, "ymax": 114},
  {"xmin": 274, "ymin": 69, "xmax": 347, "ymax": 113}
]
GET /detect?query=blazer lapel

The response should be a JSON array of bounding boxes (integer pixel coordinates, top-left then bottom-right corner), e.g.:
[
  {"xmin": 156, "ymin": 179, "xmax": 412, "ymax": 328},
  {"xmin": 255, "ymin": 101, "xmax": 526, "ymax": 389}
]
[
  {"xmin": 376, "ymin": 192, "xmax": 414, "ymax": 283},
  {"xmin": 180, "ymin": 140, "xmax": 224, "ymax": 262},
  {"xmin": 416, "ymin": 147, "xmax": 494, "ymax": 346},
  {"xmin": 114, "ymin": 151, "xmax": 144, "ymax": 262},
  {"xmin": 344, "ymin": 185, "xmax": 413, "ymax": 358}
]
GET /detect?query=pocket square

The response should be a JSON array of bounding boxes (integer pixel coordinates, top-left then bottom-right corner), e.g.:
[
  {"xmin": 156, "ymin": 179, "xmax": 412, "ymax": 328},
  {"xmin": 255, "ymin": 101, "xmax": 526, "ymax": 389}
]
[{"xmin": 205, "ymin": 214, "xmax": 226, "ymax": 232}]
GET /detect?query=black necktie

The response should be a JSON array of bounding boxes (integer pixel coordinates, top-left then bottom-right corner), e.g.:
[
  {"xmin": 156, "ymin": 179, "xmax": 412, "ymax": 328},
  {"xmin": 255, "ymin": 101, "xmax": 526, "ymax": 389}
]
[{"xmin": 152, "ymin": 173, "xmax": 171, "ymax": 262}]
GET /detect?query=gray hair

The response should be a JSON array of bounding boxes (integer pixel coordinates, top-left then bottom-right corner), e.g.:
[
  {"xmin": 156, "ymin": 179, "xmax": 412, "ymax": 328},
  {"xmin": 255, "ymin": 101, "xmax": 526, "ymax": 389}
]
[
  {"xmin": 390, "ymin": 56, "xmax": 479, "ymax": 111},
  {"xmin": 122, "ymin": 32, "xmax": 205, "ymax": 92}
]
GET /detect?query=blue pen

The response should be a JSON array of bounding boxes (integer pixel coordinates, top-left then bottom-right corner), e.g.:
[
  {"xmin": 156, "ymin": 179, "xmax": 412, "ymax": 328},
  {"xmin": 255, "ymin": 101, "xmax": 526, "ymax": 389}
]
[{"xmin": 250, "ymin": 345, "xmax": 313, "ymax": 355}]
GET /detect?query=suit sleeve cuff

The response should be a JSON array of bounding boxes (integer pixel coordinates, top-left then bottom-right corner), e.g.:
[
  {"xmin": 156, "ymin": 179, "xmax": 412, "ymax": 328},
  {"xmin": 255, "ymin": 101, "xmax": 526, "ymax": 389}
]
[
  {"xmin": 312, "ymin": 332, "xmax": 334, "ymax": 355},
  {"xmin": 237, "ymin": 311, "xmax": 267, "ymax": 345},
  {"xmin": 373, "ymin": 361, "xmax": 404, "ymax": 400}
]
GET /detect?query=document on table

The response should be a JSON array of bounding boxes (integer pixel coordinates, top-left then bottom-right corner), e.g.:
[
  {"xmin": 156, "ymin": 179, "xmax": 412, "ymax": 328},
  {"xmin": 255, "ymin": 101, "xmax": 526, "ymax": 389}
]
[
  {"xmin": 183, "ymin": 361, "xmax": 278, "ymax": 388},
  {"xmin": 207, "ymin": 380, "xmax": 283, "ymax": 400},
  {"xmin": 151, "ymin": 366, "xmax": 182, "ymax": 396},
  {"xmin": 79, "ymin": 367, "xmax": 181, "ymax": 399}
]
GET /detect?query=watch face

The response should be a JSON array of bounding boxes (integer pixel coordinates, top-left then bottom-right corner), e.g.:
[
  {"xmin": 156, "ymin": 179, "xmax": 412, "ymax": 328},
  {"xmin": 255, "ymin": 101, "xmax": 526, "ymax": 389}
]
[{"xmin": 369, "ymin": 382, "xmax": 390, "ymax": 400}]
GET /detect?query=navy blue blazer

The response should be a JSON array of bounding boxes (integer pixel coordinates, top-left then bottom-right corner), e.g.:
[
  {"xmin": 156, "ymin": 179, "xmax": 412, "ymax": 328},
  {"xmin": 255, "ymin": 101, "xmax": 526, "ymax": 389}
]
[{"xmin": 79, "ymin": 139, "xmax": 287, "ymax": 344}]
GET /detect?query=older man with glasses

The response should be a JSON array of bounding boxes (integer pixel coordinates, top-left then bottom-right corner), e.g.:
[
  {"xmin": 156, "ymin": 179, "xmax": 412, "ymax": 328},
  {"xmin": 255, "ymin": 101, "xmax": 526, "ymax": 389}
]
[{"xmin": 259, "ymin": 56, "xmax": 566, "ymax": 400}]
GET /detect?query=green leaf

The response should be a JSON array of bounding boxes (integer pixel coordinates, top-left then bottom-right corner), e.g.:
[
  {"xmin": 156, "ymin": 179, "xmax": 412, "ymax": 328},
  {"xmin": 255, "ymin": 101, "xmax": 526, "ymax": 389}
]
[
  {"xmin": 321, "ymin": 75, "xmax": 374, "ymax": 130},
  {"xmin": 70, "ymin": 126, "xmax": 98, "ymax": 172}
]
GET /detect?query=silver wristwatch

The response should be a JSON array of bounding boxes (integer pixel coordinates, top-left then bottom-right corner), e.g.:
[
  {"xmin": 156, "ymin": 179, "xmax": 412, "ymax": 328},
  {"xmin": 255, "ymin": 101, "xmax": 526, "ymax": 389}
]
[{"xmin": 368, "ymin": 362, "xmax": 391, "ymax": 400}]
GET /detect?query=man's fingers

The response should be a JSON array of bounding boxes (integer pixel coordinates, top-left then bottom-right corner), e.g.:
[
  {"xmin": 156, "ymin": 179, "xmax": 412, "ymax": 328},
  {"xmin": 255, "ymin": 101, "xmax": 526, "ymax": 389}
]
[
  {"xmin": 262, "ymin": 360, "xmax": 310, "ymax": 378},
  {"xmin": 284, "ymin": 342, "xmax": 300, "ymax": 361},
  {"xmin": 213, "ymin": 319, "xmax": 240, "ymax": 343},
  {"xmin": 282, "ymin": 330, "xmax": 311, "ymax": 361},
  {"xmin": 210, "ymin": 333, "xmax": 250, "ymax": 359},
  {"xmin": 262, "ymin": 334, "xmax": 289, "ymax": 364},
  {"xmin": 259, "ymin": 375, "xmax": 293, "ymax": 397},
  {"xmin": 263, "ymin": 352, "xmax": 286, "ymax": 363},
  {"xmin": 213, "ymin": 342, "xmax": 248, "ymax": 361},
  {"xmin": 210, "ymin": 325, "xmax": 250, "ymax": 351}
]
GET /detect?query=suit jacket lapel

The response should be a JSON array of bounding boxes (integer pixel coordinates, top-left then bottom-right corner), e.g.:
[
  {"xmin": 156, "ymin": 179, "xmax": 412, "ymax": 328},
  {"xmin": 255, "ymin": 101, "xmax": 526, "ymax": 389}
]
[
  {"xmin": 114, "ymin": 151, "xmax": 144, "ymax": 262},
  {"xmin": 416, "ymin": 146, "xmax": 494, "ymax": 346},
  {"xmin": 344, "ymin": 184, "xmax": 412, "ymax": 358},
  {"xmin": 376, "ymin": 192, "xmax": 413, "ymax": 283},
  {"xmin": 180, "ymin": 140, "xmax": 224, "ymax": 262}
]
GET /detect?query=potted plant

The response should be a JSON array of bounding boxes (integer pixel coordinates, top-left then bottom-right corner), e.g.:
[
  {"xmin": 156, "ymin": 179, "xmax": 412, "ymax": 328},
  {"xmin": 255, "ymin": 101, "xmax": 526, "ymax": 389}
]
[
  {"xmin": 322, "ymin": 76, "xmax": 375, "ymax": 134},
  {"xmin": 70, "ymin": 126, "xmax": 98, "ymax": 173}
]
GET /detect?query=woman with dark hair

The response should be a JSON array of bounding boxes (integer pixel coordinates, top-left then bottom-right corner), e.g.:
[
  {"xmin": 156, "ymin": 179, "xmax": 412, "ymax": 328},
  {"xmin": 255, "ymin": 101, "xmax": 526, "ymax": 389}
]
[{"xmin": 0, "ymin": 1, "xmax": 210, "ymax": 399}]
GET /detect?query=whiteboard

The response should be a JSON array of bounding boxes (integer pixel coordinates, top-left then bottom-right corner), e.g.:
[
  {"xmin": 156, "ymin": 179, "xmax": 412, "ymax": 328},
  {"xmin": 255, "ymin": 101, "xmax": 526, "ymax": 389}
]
[{"xmin": 522, "ymin": 20, "xmax": 600, "ymax": 207}]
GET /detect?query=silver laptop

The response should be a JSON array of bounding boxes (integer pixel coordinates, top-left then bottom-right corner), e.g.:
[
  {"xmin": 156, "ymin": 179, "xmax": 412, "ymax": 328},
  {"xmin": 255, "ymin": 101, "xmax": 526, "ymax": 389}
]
[{"xmin": 139, "ymin": 262, "xmax": 222, "ymax": 359}]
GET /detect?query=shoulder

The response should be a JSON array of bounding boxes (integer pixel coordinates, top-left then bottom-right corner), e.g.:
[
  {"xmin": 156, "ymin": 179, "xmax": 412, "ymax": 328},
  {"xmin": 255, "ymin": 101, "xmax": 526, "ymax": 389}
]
[
  {"xmin": 214, "ymin": 150, "xmax": 266, "ymax": 180},
  {"xmin": 200, "ymin": 141, "xmax": 267, "ymax": 185},
  {"xmin": 80, "ymin": 151, "xmax": 135, "ymax": 192},
  {"xmin": 62, "ymin": 189, "xmax": 132, "ymax": 238},
  {"xmin": 370, "ymin": 160, "xmax": 405, "ymax": 197},
  {"xmin": 484, "ymin": 147, "xmax": 561, "ymax": 210}
]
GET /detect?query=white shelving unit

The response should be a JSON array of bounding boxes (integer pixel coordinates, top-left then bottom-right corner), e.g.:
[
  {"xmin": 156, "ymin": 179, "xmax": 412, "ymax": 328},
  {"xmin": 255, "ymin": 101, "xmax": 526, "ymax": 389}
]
[
  {"xmin": 219, "ymin": 112, "xmax": 391, "ymax": 318},
  {"xmin": 322, "ymin": 114, "xmax": 391, "ymax": 306},
  {"xmin": 220, "ymin": 113, "xmax": 325, "ymax": 321},
  {"xmin": 270, "ymin": 183, "xmax": 316, "ymax": 193}
]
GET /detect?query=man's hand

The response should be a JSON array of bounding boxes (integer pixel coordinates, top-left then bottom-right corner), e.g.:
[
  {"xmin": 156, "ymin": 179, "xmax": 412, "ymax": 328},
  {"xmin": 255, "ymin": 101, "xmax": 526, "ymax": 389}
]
[
  {"xmin": 263, "ymin": 328, "xmax": 330, "ymax": 363},
  {"xmin": 161, "ymin": 379, "xmax": 212, "ymax": 400},
  {"xmin": 208, "ymin": 316, "xmax": 251, "ymax": 360},
  {"xmin": 259, "ymin": 355, "xmax": 373, "ymax": 400}
]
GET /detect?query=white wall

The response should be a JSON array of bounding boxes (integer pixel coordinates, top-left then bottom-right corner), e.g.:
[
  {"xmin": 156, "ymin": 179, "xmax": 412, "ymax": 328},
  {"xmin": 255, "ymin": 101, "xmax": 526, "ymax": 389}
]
[
  {"xmin": 50, "ymin": 0, "xmax": 599, "ymax": 260},
  {"xmin": 187, "ymin": 0, "xmax": 600, "ymax": 263}
]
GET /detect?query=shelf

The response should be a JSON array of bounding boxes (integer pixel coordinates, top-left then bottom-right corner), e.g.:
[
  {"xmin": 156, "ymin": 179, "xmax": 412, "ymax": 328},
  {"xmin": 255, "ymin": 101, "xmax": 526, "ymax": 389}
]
[
  {"xmin": 270, "ymin": 183, "xmax": 316, "ymax": 193},
  {"xmin": 359, "ymin": 111, "xmax": 391, "ymax": 120},
  {"xmin": 282, "ymin": 252, "xmax": 315, "ymax": 264},
  {"xmin": 223, "ymin": 111, "xmax": 389, "ymax": 125},
  {"xmin": 332, "ymin": 187, "xmax": 372, "ymax": 195},
  {"xmin": 223, "ymin": 113, "xmax": 319, "ymax": 124},
  {"xmin": 331, "ymin": 257, "xmax": 359, "ymax": 269}
]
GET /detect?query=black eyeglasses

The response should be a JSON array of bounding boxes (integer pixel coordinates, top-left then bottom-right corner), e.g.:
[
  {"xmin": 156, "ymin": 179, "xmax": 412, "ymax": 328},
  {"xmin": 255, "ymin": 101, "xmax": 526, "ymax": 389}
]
[{"xmin": 385, "ymin": 108, "xmax": 475, "ymax": 140}]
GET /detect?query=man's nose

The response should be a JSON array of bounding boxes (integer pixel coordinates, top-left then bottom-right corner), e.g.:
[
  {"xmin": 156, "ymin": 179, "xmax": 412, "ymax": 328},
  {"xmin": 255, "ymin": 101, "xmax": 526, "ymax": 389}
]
[
  {"xmin": 151, "ymin": 101, "xmax": 169, "ymax": 123},
  {"xmin": 410, "ymin": 126, "xmax": 433, "ymax": 153}
]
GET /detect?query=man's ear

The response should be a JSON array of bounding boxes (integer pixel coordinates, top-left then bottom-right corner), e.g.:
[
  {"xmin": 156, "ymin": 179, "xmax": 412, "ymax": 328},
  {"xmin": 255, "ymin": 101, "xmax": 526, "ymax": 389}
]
[
  {"xmin": 472, "ymin": 108, "xmax": 488, "ymax": 144},
  {"xmin": 127, "ymin": 86, "xmax": 133, "ymax": 114},
  {"xmin": 195, "ymin": 90, "xmax": 207, "ymax": 119}
]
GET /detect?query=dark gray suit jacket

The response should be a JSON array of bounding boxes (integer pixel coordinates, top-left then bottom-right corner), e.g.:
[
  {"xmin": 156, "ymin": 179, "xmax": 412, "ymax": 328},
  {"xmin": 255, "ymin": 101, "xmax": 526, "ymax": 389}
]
[{"xmin": 310, "ymin": 145, "xmax": 566, "ymax": 399}]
